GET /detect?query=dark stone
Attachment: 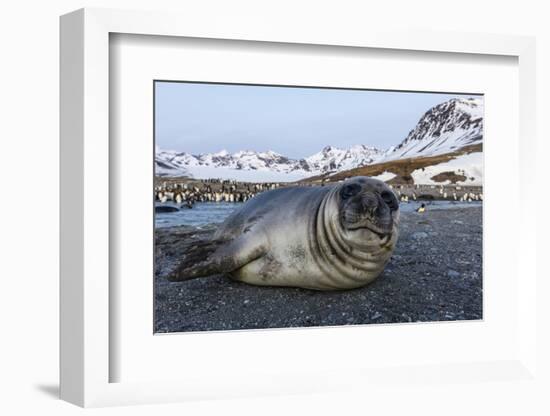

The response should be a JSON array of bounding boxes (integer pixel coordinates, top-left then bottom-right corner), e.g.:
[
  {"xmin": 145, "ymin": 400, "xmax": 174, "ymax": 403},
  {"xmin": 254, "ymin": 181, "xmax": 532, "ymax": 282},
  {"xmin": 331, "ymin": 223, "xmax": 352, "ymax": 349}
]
[{"xmin": 155, "ymin": 205, "xmax": 179, "ymax": 213}]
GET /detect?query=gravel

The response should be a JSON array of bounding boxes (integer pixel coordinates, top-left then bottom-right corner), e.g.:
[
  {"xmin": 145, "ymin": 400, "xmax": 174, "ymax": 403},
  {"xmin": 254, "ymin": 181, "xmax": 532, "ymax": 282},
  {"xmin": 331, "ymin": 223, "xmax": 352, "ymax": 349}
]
[{"xmin": 154, "ymin": 206, "xmax": 482, "ymax": 333}]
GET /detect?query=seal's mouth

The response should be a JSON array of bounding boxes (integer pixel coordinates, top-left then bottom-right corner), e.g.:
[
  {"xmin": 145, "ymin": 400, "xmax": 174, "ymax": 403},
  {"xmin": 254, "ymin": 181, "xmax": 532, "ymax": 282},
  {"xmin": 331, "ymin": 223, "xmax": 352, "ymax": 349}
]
[
  {"xmin": 341, "ymin": 211, "xmax": 394, "ymax": 237},
  {"xmin": 346, "ymin": 219, "xmax": 393, "ymax": 237}
]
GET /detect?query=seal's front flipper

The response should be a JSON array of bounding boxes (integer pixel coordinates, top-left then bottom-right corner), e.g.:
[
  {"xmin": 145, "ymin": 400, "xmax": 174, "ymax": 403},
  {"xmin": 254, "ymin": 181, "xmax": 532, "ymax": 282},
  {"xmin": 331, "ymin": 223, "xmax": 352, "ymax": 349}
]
[
  {"xmin": 166, "ymin": 238, "xmax": 227, "ymax": 281},
  {"xmin": 166, "ymin": 234, "xmax": 267, "ymax": 282}
]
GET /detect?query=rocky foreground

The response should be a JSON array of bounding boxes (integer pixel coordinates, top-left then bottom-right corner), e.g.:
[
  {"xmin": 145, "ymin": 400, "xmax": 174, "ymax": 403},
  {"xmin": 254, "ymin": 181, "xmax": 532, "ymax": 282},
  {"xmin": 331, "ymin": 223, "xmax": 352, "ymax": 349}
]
[{"xmin": 154, "ymin": 207, "xmax": 482, "ymax": 333}]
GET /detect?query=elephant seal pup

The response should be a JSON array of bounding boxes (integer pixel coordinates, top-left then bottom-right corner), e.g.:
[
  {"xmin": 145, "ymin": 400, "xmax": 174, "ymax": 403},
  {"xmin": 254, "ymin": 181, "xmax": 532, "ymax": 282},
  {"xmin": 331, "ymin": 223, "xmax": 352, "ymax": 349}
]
[{"xmin": 168, "ymin": 176, "xmax": 399, "ymax": 290}]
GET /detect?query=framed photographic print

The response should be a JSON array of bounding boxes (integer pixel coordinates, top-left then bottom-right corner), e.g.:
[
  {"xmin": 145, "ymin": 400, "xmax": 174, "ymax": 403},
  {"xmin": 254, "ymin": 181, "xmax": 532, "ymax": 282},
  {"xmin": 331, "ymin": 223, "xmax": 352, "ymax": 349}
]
[
  {"xmin": 60, "ymin": 8, "xmax": 538, "ymax": 408},
  {"xmin": 153, "ymin": 81, "xmax": 484, "ymax": 333}
]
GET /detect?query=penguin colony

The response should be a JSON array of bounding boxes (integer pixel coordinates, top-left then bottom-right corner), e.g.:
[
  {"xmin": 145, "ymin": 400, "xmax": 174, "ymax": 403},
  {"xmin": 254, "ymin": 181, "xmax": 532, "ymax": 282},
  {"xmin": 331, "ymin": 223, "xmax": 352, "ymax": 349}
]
[
  {"xmin": 154, "ymin": 179, "xmax": 281, "ymax": 205},
  {"xmin": 154, "ymin": 179, "xmax": 483, "ymax": 205},
  {"xmin": 388, "ymin": 183, "xmax": 483, "ymax": 203}
]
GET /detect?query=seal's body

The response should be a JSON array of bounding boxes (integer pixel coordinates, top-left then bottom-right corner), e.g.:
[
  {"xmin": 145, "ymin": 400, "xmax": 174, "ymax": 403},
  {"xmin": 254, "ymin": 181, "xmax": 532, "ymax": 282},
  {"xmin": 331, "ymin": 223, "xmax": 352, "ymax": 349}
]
[{"xmin": 168, "ymin": 176, "xmax": 400, "ymax": 290}]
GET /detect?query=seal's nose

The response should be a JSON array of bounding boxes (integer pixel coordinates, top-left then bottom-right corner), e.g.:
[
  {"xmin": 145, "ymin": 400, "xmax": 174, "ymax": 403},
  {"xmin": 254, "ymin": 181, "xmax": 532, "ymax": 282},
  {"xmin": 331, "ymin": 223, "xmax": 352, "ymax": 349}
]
[{"xmin": 361, "ymin": 193, "xmax": 379, "ymax": 213}]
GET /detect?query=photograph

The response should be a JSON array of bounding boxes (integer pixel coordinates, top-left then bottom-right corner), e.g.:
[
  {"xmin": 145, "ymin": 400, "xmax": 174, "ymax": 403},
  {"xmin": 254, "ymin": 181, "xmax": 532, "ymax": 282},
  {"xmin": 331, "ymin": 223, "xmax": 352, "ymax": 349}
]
[{"xmin": 153, "ymin": 81, "xmax": 483, "ymax": 333}]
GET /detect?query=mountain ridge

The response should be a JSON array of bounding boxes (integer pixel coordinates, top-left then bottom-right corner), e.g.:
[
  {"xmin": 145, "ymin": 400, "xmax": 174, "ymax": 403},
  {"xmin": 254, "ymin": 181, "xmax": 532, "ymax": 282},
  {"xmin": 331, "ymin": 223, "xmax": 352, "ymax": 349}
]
[
  {"xmin": 155, "ymin": 97, "xmax": 483, "ymax": 185},
  {"xmin": 155, "ymin": 144, "xmax": 383, "ymax": 179}
]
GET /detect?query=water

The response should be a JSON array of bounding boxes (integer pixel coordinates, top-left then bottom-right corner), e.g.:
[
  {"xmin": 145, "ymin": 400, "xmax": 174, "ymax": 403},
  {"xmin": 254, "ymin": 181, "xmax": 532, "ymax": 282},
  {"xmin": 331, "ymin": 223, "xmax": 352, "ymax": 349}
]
[
  {"xmin": 399, "ymin": 200, "xmax": 482, "ymax": 213},
  {"xmin": 155, "ymin": 202, "xmax": 242, "ymax": 228},
  {"xmin": 155, "ymin": 200, "xmax": 482, "ymax": 228}
]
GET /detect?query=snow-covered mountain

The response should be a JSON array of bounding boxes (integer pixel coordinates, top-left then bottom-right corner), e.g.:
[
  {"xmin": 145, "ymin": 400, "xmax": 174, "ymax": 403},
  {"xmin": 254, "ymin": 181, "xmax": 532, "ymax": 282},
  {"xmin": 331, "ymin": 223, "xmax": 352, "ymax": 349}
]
[
  {"xmin": 381, "ymin": 97, "xmax": 483, "ymax": 161},
  {"xmin": 155, "ymin": 97, "xmax": 484, "ymax": 183},
  {"xmin": 155, "ymin": 144, "xmax": 382, "ymax": 180},
  {"xmin": 306, "ymin": 145, "xmax": 382, "ymax": 174}
]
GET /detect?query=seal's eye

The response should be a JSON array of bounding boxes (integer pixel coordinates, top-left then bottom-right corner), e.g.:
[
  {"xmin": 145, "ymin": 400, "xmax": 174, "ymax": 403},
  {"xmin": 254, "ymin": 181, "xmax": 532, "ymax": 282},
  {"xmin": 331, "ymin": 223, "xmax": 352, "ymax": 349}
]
[
  {"xmin": 341, "ymin": 183, "xmax": 362, "ymax": 200},
  {"xmin": 381, "ymin": 190, "xmax": 398, "ymax": 211}
]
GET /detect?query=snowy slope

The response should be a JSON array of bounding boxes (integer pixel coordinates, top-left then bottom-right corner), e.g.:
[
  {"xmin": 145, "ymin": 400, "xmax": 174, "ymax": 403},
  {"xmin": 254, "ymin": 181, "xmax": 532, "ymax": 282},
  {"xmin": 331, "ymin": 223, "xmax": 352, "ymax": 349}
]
[
  {"xmin": 305, "ymin": 145, "xmax": 382, "ymax": 174},
  {"xmin": 382, "ymin": 98, "xmax": 483, "ymax": 161},
  {"xmin": 410, "ymin": 152, "xmax": 483, "ymax": 186},
  {"xmin": 155, "ymin": 150, "xmax": 189, "ymax": 176}
]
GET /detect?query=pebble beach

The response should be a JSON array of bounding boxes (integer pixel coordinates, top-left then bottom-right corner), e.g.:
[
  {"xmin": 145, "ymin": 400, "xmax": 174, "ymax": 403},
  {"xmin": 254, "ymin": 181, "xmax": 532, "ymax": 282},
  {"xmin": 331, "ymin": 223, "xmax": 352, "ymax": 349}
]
[{"xmin": 154, "ymin": 206, "xmax": 483, "ymax": 333}]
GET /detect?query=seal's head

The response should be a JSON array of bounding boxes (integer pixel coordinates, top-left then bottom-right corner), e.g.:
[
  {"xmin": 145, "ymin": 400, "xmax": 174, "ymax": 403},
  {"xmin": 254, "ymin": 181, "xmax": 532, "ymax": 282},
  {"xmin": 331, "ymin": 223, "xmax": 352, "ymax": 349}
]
[{"xmin": 338, "ymin": 176, "xmax": 399, "ymax": 241}]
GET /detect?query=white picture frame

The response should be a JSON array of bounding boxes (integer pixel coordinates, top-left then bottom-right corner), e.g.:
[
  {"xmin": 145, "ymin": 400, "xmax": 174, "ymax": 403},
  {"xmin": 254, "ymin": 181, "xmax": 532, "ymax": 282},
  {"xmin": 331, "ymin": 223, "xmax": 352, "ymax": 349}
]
[{"xmin": 60, "ymin": 7, "xmax": 538, "ymax": 407}]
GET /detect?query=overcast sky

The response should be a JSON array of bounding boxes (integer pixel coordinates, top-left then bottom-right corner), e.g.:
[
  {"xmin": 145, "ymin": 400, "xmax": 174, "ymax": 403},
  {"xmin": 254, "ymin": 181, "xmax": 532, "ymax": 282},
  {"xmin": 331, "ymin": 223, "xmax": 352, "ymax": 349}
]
[{"xmin": 155, "ymin": 81, "xmax": 481, "ymax": 158}]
